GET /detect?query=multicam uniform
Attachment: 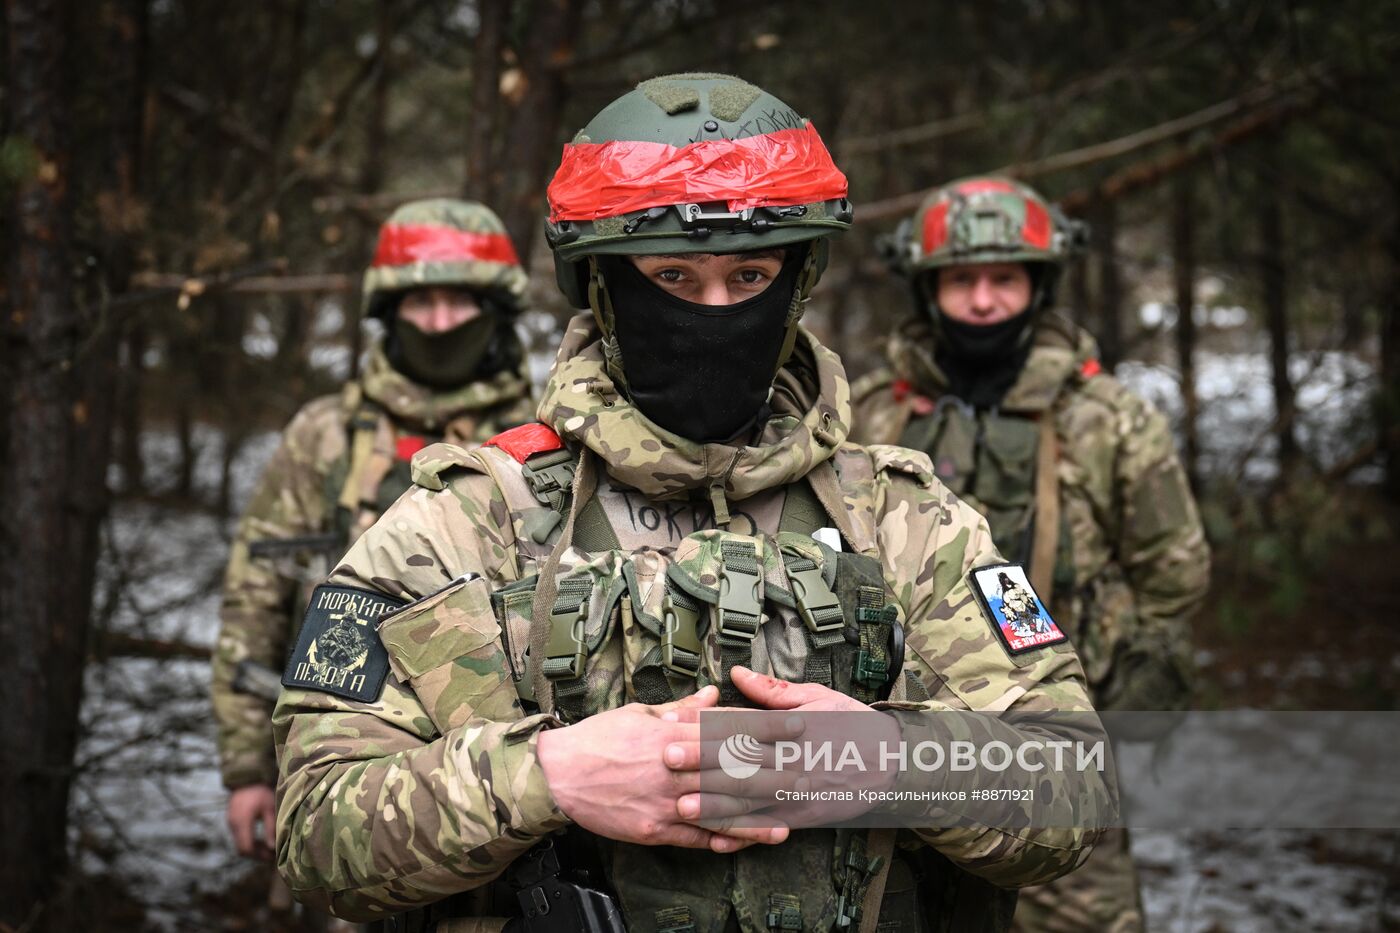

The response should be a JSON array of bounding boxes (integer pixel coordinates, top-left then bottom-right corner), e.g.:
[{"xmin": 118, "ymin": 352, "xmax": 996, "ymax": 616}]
[
  {"xmin": 272, "ymin": 75, "xmax": 1112, "ymax": 933},
  {"xmin": 853, "ymin": 179, "xmax": 1210, "ymax": 933},
  {"xmin": 212, "ymin": 199, "xmax": 534, "ymax": 793}
]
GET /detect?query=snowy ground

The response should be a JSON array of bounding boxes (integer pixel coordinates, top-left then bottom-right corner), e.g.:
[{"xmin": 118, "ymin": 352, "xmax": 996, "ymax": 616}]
[{"xmin": 70, "ymin": 345, "xmax": 1396, "ymax": 930}]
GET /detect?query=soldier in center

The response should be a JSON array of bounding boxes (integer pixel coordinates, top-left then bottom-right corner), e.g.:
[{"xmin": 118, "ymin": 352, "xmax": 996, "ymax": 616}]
[{"xmin": 274, "ymin": 74, "xmax": 1111, "ymax": 932}]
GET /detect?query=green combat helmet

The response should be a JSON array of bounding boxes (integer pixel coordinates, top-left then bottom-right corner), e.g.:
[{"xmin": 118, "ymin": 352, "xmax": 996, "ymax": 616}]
[
  {"xmin": 885, "ymin": 176, "xmax": 1086, "ymax": 314},
  {"xmin": 361, "ymin": 198, "xmax": 529, "ymax": 320},
  {"xmin": 543, "ymin": 72, "xmax": 853, "ymax": 373}
]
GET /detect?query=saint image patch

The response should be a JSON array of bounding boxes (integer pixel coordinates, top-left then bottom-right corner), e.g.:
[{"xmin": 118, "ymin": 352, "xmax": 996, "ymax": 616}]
[
  {"xmin": 282, "ymin": 584, "xmax": 407, "ymax": 703},
  {"xmin": 969, "ymin": 563, "xmax": 1067, "ymax": 655}
]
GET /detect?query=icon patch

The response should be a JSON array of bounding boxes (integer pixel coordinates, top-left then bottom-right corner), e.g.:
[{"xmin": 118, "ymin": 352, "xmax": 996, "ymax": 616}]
[
  {"xmin": 969, "ymin": 563, "xmax": 1067, "ymax": 655},
  {"xmin": 281, "ymin": 584, "xmax": 407, "ymax": 703}
]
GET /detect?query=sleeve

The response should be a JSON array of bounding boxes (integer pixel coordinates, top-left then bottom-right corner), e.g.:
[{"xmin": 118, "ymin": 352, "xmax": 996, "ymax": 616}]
[
  {"xmin": 871, "ymin": 460, "xmax": 1113, "ymax": 889},
  {"xmin": 272, "ymin": 471, "xmax": 571, "ymax": 921},
  {"xmin": 211, "ymin": 404, "xmax": 336, "ymax": 789},
  {"xmin": 1102, "ymin": 396, "xmax": 1211, "ymax": 712}
]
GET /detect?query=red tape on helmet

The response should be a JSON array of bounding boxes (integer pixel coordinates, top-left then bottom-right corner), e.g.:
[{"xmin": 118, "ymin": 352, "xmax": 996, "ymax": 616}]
[
  {"xmin": 547, "ymin": 124, "xmax": 848, "ymax": 222},
  {"xmin": 373, "ymin": 224, "xmax": 521, "ymax": 268}
]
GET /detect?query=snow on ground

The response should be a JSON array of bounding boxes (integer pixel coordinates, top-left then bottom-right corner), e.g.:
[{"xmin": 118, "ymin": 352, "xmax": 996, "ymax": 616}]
[{"xmin": 1117, "ymin": 349, "xmax": 1376, "ymax": 483}]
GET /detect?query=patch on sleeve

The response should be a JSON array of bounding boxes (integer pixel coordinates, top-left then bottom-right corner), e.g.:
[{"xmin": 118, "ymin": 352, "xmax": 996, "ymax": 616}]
[
  {"xmin": 968, "ymin": 563, "xmax": 1067, "ymax": 655},
  {"xmin": 281, "ymin": 585, "xmax": 407, "ymax": 703}
]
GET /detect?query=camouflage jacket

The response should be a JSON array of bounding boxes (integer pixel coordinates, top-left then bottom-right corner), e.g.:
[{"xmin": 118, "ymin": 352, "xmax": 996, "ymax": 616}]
[
  {"xmin": 850, "ymin": 312, "xmax": 1210, "ymax": 710},
  {"xmin": 273, "ymin": 315, "xmax": 1110, "ymax": 926},
  {"xmin": 211, "ymin": 342, "xmax": 534, "ymax": 789}
]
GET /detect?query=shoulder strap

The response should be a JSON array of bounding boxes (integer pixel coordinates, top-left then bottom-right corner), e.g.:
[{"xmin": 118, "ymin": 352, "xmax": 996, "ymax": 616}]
[{"xmin": 1028, "ymin": 414, "xmax": 1061, "ymax": 612}]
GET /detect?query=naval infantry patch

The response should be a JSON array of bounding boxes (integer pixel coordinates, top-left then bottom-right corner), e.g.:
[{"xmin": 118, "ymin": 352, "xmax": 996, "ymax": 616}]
[
  {"xmin": 969, "ymin": 563, "xmax": 1067, "ymax": 656},
  {"xmin": 282, "ymin": 584, "xmax": 407, "ymax": 702}
]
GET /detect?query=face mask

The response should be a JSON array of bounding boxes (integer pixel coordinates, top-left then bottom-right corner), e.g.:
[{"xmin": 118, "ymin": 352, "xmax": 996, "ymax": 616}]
[
  {"xmin": 935, "ymin": 311, "xmax": 1032, "ymax": 362},
  {"xmin": 604, "ymin": 254, "xmax": 801, "ymax": 443},
  {"xmin": 386, "ymin": 309, "xmax": 496, "ymax": 389}
]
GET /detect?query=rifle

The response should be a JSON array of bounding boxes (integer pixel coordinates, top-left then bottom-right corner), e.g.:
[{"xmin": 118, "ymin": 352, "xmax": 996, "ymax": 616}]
[{"xmin": 247, "ymin": 533, "xmax": 344, "ymax": 559}]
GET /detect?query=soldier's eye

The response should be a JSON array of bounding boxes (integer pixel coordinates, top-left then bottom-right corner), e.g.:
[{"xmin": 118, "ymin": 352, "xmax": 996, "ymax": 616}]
[
  {"xmin": 736, "ymin": 269, "xmax": 766, "ymax": 285},
  {"xmin": 656, "ymin": 269, "xmax": 684, "ymax": 283}
]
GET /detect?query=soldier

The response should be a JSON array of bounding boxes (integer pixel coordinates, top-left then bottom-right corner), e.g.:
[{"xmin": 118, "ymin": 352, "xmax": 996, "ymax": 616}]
[
  {"xmin": 273, "ymin": 75, "xmax": 1111, "ymax": 932},
  {"xmin": 211, "ymin": 198, "xmax": 536, "ymax": 864},
  {"xmin": 851, "ymin": 176, "xmax": 1211, "ymax": 932}
]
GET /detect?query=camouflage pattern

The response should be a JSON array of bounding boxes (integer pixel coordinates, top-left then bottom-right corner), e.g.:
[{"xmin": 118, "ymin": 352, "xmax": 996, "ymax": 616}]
[
  {"xmin": 1011, "ymin": 828, "xmax": 1143, "ymax": 933},
  {"xmin": 362, "ymin": 198, "xmax": 529, "ymax": 320},
  {"xmin": 887, "ymin": 177, "xmax": 1076, "ymax": 278},
  {"xmin": 272, "ymin": 313, "xmax": 1112, "ymax": 925},
  {"xmin": 852, "ymin": 311, "xmax": 1210, "ymax": 933},
  {"xmin": 211, "ymin": 340, "xmax": 534, "ymax": 790}
]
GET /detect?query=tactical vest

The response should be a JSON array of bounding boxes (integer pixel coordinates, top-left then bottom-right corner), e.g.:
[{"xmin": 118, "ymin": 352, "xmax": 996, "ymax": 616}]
[
  {"xmin": 385, "ymin": 425, "xmax": 1019, "ymax": 933},
  {"xmin": 894, "ymin": 392, "xmax": 1073, "ymax": 614}
]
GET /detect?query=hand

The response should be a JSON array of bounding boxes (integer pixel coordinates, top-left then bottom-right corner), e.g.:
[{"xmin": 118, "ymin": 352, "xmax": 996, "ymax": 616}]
[
  {"xmin": 664, "ymin": 667, "xmax": 902, "ymax": 828},
  {"xmin": 537, "ymin": 686, "xmax": 789, "ymax": 854},
  {"xmin": 227, "ymin": 783, "xmax": 277, "ymax": 860}
]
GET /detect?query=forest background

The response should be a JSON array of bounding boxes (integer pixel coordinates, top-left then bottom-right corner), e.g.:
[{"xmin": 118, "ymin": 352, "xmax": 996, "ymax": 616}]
[{"xmin": 3, "ymin": 0, "xmax": 1399, "ymax": 929}]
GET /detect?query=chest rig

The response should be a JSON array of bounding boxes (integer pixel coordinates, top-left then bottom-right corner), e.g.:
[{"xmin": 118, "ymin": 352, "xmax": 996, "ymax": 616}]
[
  {"xmin": 470, "ymin": 425, "xmax": 985, "ymax": 933},
  {"xmin": 893, "ymin": 384, "xmax": 1069, "ymax": 612}
]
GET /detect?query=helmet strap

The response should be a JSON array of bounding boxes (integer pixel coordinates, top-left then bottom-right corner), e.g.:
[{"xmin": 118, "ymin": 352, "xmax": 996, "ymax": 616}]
[
  {"xmin": 586, "ymin": 255, "xmax": 628, "ymax": 389},
  {"xmin": 776, "ymin": 244, "xmax": 820, "ymax": 369}
]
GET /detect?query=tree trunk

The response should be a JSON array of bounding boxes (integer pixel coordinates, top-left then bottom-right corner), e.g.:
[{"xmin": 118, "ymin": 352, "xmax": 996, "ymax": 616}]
[
  {"xmin": 494, "ymin": 0, "xmax": 582, "ymax": 266},
  {"xmin": 0, "ymin": 0, "xmax": 120, "ymax": 920},
  {"xmin": 1092, "ymin": 195, "xmax": 1123, "ymax": 370},
  {"xmin": 1381, "ymin": 180, "xmax": 1400, "ymax": 501},
  {"xmin": 464, "ymin": 0, "xmax": 506, "ymax": 198},
  {"xmin": 1172, "ymin": 173, "xmax": 1202, "ymax": 490},
  {"xmin": 1259, "ymin": 172, "xmax": 1299, "ymax": 483}
]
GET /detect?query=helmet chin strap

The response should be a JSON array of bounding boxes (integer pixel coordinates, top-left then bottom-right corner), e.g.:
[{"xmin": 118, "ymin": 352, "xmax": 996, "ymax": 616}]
[
  {"xmin": 586, "ymin": 255, "xmax": 629, "ymax": 391},
  {"xmin": 775, "ymin": 244, "xmax": 820, "ymax": 369}
]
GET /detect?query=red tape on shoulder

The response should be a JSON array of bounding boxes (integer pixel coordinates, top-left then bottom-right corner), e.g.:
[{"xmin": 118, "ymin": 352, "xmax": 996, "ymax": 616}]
[
  {"xmin": 485, "ymin": 423, "xmax": 565, "ymax": 464},
  {"xmin": 1080, "ymin": 359, "xmax": 1103, "ymax": 379},
  {"xmin": 395, "ymin": 435, "xmax": 427, "ymax": 462}
]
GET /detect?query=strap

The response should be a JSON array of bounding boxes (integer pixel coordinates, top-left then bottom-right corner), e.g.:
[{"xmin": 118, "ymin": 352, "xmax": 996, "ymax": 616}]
[
  {"xmin": 527, "ymin": 451, "xmax": 599, "ymax": 716},
  {"xmin": 716, "ymin": 539, "xmax": 763, "ymax": 706},
  {"xmin": 572, "ymin": 492, "xmax": 622, "ymax": 551},
  {"xmin": 782, "ymin": 550, "xmax": 845, "ymax": 689},
  {"xmin": 857, "ymin": 831, "xmax": 897, "ymax": 933},
  {"xmin": 765, "ymin": 893, "xmax": 803, "ymax": 931},
  {"xmin": 851, "ymin": 586, "xmax": 897, "ymax": 704},
  {"xmin": 805, "ymin": 460, "xmax": 871, "ymax": 554},
  {"xmin": 337, "ymin": 401, "xmax": 383, "ymax": 513},
  {"xmin": 1028, "ymin": 413, "xmax": 1060, "ymax": 612},
  {"xmin": 777, "ymin": 479, "xmax": 826, "ymax": 536}
]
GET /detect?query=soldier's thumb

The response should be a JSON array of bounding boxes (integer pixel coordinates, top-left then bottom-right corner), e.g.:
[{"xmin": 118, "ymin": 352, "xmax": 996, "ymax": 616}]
[{"xmin": 657, "ymin": 684, "xmax": 720, "ymax": 716}]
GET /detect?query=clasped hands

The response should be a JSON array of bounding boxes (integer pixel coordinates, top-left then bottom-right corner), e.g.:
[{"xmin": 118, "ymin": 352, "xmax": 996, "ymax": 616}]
[{"xmin": 537, "ymin": 666, "xmax": 901, "ymax": 854}]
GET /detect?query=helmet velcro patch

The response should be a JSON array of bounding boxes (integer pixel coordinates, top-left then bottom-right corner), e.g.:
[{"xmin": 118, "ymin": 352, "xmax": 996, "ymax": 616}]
[
  {"xmin": 638, "ymin": 78, "xmax": 700, "ymax": 114},
  {"xmin": 709, "ymin": 80, "xmax": 762, "ymax": 122}
]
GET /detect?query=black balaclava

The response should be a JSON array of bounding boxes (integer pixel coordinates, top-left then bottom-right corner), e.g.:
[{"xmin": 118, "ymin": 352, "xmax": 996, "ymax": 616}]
[
  {"xmin": 927, "ymin": 264, "xmax": 1041, "ymax": 410},
  {"xmin": 385, "ymin": 296, "xmax": 518, "ymax": 388},
  {"xmin": 603, "ymin": 250, "xmax": 803, "ymax": 443}
]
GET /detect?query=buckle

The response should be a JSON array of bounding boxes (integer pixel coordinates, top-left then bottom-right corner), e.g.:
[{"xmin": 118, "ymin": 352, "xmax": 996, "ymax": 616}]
[
  {"xmin": 788, "ymin": 565, "xmax": 843, "ymax": 634},
  {"xmin": 543, "ymin": 590, "xmax": 589, "ymax": 681},
  {"xmin": 522, "ymin": 449, "xmax": 576, "ymax": 511},
  {"xmin": 853, "ymin": 650, "xmax": 890, "ymax": 690},
  {"xmin": 717, "ymin": 549, "xmax": 762, "ymax": 642},
  {"xmin": 661, "ymin": 590, "xmax": 703, "ymax": 677}
]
